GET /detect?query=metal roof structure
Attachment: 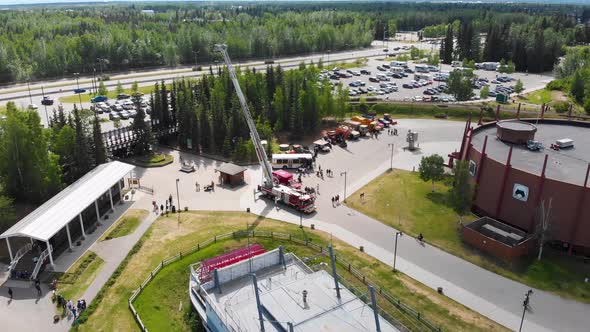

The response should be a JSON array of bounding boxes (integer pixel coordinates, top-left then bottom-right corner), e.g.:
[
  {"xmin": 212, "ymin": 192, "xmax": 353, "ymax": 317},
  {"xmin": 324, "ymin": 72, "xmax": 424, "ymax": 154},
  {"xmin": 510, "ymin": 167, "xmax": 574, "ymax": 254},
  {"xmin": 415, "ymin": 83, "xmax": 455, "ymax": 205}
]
[
  {"xmin": 471, "ymin": 122, "xmax": 590, "ymax": 185},
  {"xmin": 0, "ymin": 161, "xmax": 134, "ymax": 242},
  {"xmin": 215, "ymin": 162, "xmax": 247, "ymax": 176},
  {"xmin": 190, "ymin": 248, "xmax": 399, "ymax": 332}
]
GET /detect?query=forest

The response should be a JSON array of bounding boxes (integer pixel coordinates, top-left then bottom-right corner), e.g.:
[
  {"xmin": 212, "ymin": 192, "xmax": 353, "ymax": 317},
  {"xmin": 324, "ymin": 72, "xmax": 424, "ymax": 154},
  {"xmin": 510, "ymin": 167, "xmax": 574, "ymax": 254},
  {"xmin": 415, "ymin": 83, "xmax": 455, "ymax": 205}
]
[{"xmin": 1, "ymin": 1, "xmax": 589, "ymax": 82}]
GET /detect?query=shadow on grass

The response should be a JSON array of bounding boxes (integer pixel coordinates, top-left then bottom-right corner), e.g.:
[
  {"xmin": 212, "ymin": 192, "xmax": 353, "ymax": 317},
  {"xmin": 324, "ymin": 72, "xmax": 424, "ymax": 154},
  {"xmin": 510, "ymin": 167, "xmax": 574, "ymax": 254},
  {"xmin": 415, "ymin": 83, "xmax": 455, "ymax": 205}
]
[{"xmin": 426, "ymin": 191, "xmax": 453, "ymax": 208}]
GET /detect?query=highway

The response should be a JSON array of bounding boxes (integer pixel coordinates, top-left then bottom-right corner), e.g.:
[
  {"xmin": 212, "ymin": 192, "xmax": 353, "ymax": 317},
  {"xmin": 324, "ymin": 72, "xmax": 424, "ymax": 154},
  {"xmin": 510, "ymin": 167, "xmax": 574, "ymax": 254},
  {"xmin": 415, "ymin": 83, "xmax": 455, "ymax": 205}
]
[{"xmin": 0, "ymin": 39, "xmax": 433, "ymax": 129}]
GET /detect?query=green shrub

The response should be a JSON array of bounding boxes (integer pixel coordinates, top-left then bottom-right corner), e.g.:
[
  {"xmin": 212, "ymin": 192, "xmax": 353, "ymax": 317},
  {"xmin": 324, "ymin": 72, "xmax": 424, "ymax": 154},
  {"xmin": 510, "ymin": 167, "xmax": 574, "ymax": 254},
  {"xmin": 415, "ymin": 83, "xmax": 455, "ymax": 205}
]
[
  {"xmin": 552, "ymin": 101, "xmax": 570, "ymax": 113},
  {"xmin": 546, "ymin": 79, "xmax": 567, "ymax": 91}
]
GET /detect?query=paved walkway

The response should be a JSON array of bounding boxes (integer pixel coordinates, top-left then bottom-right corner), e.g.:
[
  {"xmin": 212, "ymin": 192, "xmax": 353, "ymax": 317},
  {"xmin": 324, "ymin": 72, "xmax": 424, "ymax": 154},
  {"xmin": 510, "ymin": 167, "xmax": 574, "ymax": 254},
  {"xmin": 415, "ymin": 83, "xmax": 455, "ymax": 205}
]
[{"xmin": 81, "ymin": 211, "xmax": 158, "ymax": 303}]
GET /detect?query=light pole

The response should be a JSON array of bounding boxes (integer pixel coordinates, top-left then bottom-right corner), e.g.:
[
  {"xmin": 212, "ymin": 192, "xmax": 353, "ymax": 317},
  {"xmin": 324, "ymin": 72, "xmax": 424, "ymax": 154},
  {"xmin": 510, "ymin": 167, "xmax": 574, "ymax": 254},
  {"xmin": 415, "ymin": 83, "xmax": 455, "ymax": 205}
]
[
  {"xmin": 388, "ymin": 143, "xmax": 394, "ymax": 170},
  {"xmin": 176, "ymin": 178, "xmax": 181, "ymax": 223},
  {"xmin": 74, "ymin": 72, "xmax": 82, "ymax": 110},
  {"xmin": 193, "ymin": 50, "xmax": 199, "ymax": 69},
  {"xmin": 27, "ymin": 81, "xmax": 33, "ymax": 104},
  {"xmin": 393, "ymin": 231, "xmax": 402, "ymax": 272},
  {"xmin": 519, "ymin": 289, "xmax": 533, "ymax": 332},
  {"xmin": 340, "ymin": 171, "xmax": 347, "ymax": 203},
  {"xmin": 299, "ymin": 210, "xmax": 303, "ymax": 228},
  {"xmin": 41, "ymin": 86, "xmax": 50, "ymax": 126}
]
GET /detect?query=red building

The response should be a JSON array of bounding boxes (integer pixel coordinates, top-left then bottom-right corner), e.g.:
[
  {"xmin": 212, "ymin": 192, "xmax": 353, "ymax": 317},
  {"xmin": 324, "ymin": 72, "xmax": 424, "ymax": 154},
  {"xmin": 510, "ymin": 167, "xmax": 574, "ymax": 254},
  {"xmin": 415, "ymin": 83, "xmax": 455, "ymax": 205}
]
[{"xmin": 457, "ymin": 119, "xmax": 590, "ymax": 256}]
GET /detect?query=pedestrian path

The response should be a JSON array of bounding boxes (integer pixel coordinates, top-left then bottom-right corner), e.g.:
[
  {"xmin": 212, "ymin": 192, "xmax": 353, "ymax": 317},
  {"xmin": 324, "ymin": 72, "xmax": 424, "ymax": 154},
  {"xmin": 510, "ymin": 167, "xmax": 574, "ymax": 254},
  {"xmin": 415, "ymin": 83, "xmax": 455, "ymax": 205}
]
[{"xmin": 82, "ymin": 211, "xmax": 158, "ymax": 303}]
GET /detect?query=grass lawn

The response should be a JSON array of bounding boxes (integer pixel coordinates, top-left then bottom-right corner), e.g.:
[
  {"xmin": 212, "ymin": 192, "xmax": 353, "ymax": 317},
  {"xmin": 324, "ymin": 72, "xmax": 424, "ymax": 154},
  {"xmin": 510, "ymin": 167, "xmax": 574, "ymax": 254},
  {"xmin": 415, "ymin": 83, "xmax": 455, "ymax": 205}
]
[
  {"xmin": 58, "ymin": 251, "xmax": 105, "ymax": 301},
  {"xmin": 100, "ymin": 209, "xmax": 148, "ymax": 241},
  {"xmin": 346, "ymin": 170, "xmax": 590, "ymax": 303},
  {"xmin": 125, "ymin": 153, "xmax": 174, "ymax": 167},
  {"xmin": 59, "ymin": 84, "xmax": 163, "ymax": 104},
  {"xmin": 76, "ymin": 211, "xmax": 507, "ymax": 332},
  {"xmin": 326, "ymin": 57, "xmax": 368, "ymax": 70}
]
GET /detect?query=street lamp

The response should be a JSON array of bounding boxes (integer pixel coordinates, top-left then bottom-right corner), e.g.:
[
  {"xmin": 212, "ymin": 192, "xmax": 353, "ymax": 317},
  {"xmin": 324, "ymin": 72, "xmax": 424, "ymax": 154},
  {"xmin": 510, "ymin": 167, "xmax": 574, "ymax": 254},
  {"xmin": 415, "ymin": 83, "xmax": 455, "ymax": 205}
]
[
  {"xmin": 388, "ymin": 143, "xmax": 394, "ymax": 170},
  {"xmin": 176, "ymin": 178, "xmax": 181, "ymax": 224},
  {"xmin": 299, "ymin": 210, "xmax": 303, "ymax": 228},
  {"xmin": 193, "ymin": 50, "xmax": 199, "ymax": 69},
  {"xmin": 41, "ymin": 86, "xmax": 50, "ymax": 126},
  {"xmin": 73, "ymin": 72, "xmax": 82, "ymax": 111},
  {"xmin": 27, "ymin": 81, "xmax": 33, "ymax": 104},
  {"xmin": 393, "ymin": 231, "xmax": 402, "ymax": 272},
  {"xmin": 340, "ymin": 171, "xmax": 347, "ymax": 203},
  {"xmin": 519, "ymin": 289, "xmax": 533, "ymax": 332}
]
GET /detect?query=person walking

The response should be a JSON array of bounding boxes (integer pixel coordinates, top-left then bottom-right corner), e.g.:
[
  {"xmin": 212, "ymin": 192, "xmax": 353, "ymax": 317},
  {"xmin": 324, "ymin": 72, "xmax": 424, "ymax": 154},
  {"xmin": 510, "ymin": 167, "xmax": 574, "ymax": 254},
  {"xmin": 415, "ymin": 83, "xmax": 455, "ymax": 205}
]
[
  {"xmin": 160, "ymin": 204, "xmax": 164, "ymax": 213},
  {"xmin": 195, "ymin": 180, "xmax": 199, "ymax": 192},
  {"xmin": 169, "ymin": 194, "xmax": 173, "ymax": 205},
  {"xmin": 331, "ymin": 196, "xmax": 335, "ymax": 206},
  {"xmin": 8, "ymin": 287, "xmax": 13, "ymax": 299},
  {"xmin": 316, "ymin": 183, "xmax": 320, "ymax": 194}
]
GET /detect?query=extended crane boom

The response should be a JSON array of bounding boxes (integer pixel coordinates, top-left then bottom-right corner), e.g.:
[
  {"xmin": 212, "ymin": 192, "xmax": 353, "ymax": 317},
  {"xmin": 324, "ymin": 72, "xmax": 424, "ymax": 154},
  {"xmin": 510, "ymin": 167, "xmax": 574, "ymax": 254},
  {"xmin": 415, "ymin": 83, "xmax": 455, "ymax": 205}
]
[{"xmin": 214, "ymin": 44, "xmax": 274, "ymax": 188}]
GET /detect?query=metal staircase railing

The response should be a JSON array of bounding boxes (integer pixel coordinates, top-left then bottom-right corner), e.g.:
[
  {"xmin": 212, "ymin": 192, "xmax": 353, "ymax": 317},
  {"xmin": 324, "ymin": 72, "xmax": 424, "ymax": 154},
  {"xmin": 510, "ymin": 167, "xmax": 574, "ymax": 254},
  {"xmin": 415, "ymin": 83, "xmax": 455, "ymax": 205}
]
[
  {"xmin": 8, "ymin": 243, "xmax": 33, "ymax": 272},
  {"xmin": 31, "ymin": 245, "xmax": 52, "ymax": 280}
]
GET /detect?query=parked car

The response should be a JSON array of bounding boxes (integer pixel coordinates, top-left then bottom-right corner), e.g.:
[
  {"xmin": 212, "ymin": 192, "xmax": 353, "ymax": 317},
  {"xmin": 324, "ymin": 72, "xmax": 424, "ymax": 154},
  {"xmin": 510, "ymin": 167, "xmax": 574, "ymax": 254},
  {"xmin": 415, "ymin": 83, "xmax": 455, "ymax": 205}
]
[
  {"xmin": 360, "ymin": 69, "xmax": 371, "ymax": 75},
  {"xmin": 109, "ymin": 113, "xmax": 121, "ymax": 120},
  {"xmin": 119, "ymin": 111, "xmax": 130, "ymax": 119},
  {"xmin": 377, "ymin": 66, "xmax": 386, "ymax": 71},
  {"xmin": 369, "ymin": 77, "xmax": 379, "ymax": 83},
  {"xmin": 402, "ymin": 83, "xmax": 413, "ymax": 89},
  {"xmin": 91, "ymin": 95, "xmax": 108, "ymax": 103},
  {"xmin": 117, "ymin": 93, "xmax": 130, "ymax": 100},
  {"xmin": 412, "ymin": 96, "xmax": 423, "ymax": 102}
]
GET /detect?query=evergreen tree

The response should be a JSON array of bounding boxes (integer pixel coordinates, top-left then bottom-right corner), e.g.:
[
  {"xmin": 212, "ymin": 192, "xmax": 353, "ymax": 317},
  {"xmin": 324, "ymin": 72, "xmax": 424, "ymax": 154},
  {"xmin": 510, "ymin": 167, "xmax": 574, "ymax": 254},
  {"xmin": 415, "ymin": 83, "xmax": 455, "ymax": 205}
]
[
  {"xmin": 98, "ymin": 81, "xmax": 108, "ymax": 96},
  {"xmin": 116, "ymin": 81, "xmax": 124, "ymax": 95},
  {"xmin": 131, "ymin": 107, "xmax": 153, "ymax": 156},
  {"xmin": 72, "ymin": 106, "xmax": 92, "ymax": 181},
  {"xmin": 92, "ymin": 114, "xmax": 107, "ymax": 165},
  {"xmin": 450, "ymin": 160, "xmax": 473, "ymax": 222},
  {"xmin": 570, "ymin": 70, "xmax": 585, "ymax": 103}
]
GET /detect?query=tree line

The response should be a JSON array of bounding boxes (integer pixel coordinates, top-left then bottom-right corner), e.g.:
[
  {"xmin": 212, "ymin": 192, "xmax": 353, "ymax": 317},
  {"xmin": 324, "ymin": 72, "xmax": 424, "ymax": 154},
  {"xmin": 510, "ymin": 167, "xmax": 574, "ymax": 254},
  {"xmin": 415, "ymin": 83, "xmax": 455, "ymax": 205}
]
[
  {"xmin": 146, "ymin": 64, "xmax": 349, "ymax": 161},
  {"xmin": 2, "ymin": 2, "xmax": 588, "ymax": 83},
  {"xmin": 553, "ymin": 46, "xmax": 590, "ymax": 114},
  {"xmin": 0, "ymin": 6, "xmax": 372, "ymax": 83},
  {"xmin": 438, "ymin": 14, "xmax": 587, "ymax": 73}
]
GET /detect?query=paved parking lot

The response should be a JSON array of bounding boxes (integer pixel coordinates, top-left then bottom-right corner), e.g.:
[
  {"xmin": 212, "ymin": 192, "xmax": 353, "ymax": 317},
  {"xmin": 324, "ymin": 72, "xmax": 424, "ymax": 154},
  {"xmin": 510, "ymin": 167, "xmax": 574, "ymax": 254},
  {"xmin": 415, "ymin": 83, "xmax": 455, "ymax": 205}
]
[{"xmin": 328, "ymin": 57, "xmax": 554, "ymax": 102}]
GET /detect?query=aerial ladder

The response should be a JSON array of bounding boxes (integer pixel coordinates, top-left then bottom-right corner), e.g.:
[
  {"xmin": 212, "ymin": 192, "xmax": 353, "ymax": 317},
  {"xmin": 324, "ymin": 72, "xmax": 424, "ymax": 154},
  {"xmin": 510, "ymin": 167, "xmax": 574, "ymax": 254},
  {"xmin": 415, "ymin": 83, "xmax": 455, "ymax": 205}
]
[{"xmin": 214, "ymin": 44, "xmax": 315, "ymax": 213}]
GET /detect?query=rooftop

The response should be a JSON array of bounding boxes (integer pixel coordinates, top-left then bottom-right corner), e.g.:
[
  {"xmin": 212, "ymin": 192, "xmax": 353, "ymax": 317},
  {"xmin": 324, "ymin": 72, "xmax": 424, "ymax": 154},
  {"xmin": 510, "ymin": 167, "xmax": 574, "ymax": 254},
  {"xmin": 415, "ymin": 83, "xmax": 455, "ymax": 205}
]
[
  {"xmin": 472, "ymin": 121, "xmax": 590, "ymax": 186},
  {"xmin": 191, "ymin": 248, "xmax": 398, "ymax": 332},
  {"xmin": 215, "ymin": 162, "xmax": 247, "ymax": 176},
  {"xmin": 0, "ymin": 161, "xmax": 134, "ymax": 241}
]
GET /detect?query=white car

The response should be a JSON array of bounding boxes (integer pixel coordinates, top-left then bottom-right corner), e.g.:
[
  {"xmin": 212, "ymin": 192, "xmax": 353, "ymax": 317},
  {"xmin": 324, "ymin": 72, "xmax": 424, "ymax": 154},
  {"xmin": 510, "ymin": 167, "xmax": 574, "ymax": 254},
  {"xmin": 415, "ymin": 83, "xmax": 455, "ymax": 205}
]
[
  {"xmin": 28, "ymin": 104, "xmax": 39, "ymax": 110},
  {"xmin": 367, "ymin": 86, "xmax": 375, "ymax": 92},
  {"xmin": 412, "ymin": 96, "xmax": 423, "ymax": 102},
  {"xmin": 119, "ymin": 111, "xmax": 130, "ymax": 119},
  {"xmin": 375, "ymin": 90, "xmax": 385, "ymax": 95}
]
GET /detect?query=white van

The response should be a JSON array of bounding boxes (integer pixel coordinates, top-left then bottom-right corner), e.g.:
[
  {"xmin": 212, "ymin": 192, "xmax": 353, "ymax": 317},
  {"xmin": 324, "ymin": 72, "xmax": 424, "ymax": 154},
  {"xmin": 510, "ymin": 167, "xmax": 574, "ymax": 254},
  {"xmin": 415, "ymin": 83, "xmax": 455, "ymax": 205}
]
[
  {"xmin": 390, "ymin": 61, "xmax": 407, "ymax": 68},
  {"xmin": 391, "ymin": 66, "xmax": 405, "ymax": 73},
  {"xmin": 451, "ymin": 61, "xmax": 463, "ymax": 67},
  {"xmin": 555, "ymin": 139, "xmax": 574, "ymax": 148}
]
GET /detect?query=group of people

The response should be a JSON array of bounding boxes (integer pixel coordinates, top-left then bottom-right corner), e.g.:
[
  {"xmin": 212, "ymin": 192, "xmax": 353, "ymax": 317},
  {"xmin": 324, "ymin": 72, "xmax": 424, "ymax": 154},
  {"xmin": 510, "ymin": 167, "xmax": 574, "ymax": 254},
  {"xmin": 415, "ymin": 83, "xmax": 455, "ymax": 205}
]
[
  {"xmin": 54, "ymin": 292, "xmax": 87, "ymax": 322},
  {"xmin": 387, "ymin": 128, "xmax": 398, "ymax": 136},
  {"xmin": 331, "ymin": 195, "xmax": 341, "ymax": 206}
]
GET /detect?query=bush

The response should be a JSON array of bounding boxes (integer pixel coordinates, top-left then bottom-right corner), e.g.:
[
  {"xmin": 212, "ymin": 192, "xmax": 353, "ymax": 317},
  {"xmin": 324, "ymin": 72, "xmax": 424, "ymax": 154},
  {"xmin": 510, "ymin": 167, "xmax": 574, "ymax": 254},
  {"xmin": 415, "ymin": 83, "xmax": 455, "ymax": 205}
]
[
  {"xmin": 552, "ymin": 101, "xmax": 570, "ymax": 113},
  {"xmin": 584, "ymin": 98, "xmax": 590, "ymax": 115},
  {"xmin": 546, "ymin": 79, "xmax": 567, "ymax": 91}
]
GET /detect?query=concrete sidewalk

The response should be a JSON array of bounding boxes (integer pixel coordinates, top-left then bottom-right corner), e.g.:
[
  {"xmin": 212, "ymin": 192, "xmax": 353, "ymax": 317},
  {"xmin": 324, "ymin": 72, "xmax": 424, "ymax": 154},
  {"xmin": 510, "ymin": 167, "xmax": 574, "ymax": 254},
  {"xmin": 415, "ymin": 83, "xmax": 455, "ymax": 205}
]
[{"xmin": 82, "ymin": 211, "xmax": 158, "ymax": 303}]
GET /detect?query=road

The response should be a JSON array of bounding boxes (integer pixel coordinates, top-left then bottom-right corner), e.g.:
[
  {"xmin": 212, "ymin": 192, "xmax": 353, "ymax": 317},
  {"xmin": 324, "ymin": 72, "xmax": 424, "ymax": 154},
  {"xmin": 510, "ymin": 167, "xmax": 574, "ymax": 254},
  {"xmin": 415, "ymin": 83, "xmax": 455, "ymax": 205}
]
[{"xmin": 0, "ymin": 39, "xmax": 432, "ymax": 129}]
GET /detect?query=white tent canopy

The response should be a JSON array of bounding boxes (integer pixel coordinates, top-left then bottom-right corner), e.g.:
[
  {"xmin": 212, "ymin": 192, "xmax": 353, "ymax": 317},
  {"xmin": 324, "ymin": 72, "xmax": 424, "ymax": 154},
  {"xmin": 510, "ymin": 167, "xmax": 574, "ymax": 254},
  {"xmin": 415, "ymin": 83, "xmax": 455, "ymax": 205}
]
[{"xmin": 0, "ymin": 161, "xmax": 134, "ymax": 242}]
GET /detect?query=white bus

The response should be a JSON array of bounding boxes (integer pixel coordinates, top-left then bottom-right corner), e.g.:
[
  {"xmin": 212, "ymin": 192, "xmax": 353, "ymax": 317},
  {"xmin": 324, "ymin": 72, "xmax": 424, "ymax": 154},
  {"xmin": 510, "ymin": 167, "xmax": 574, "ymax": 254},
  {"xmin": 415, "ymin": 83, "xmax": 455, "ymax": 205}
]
[
  {"xmin": 415, "ymin": 64, "xmax": 429, "ymax": 73},
  {"xmin": 271, "ymin": 154, "xmax": 313, "ymax": 169}
]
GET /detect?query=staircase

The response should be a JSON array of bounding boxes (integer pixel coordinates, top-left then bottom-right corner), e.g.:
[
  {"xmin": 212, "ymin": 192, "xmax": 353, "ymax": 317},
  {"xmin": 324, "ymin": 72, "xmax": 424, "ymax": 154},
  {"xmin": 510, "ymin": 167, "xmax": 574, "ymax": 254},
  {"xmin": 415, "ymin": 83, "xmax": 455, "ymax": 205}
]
[{"xmin": 10, "ymin": 245, "xmax": 46, "ymax": 280}]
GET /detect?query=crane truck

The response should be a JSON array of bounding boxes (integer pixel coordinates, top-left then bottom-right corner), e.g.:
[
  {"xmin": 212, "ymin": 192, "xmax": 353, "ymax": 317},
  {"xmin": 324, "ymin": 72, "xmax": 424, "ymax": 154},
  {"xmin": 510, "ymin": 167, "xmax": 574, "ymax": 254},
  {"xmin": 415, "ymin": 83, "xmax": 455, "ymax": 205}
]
[{"xmin": 215, "ymin": 44, "xmax": 315, "ymax": 213}]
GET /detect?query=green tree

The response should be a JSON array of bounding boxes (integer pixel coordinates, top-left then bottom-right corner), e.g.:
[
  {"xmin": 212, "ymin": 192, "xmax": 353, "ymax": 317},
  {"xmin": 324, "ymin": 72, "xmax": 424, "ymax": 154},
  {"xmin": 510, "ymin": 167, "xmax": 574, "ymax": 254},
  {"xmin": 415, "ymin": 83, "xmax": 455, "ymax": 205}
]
[
  {"xmin": 0, "ymin": 102, "xmax": 62, "ymax": 203},
  {"xmin": 514, "ymin": 79, "xmax": 525, "ymax": 94},
  {"xmin": 71, "ymin": 106, "xmax": 92, "ymax": 182},
  {"xmin": 480, "ymin": 85, "xmax": 490, "ymax": 99},
  {"xmin": 450, "ymin": 160, "xmax": 473, "ymax": 222},
  {"xmin": 584, "ymin": 97, "xmax": 590, "ymax": 115},
  {"xmin": 131, "ymin": 107, "xmax": 153, "ymax": 155},
  {"xmin": 92, "ymin": 114, "xmax": 107, "ymax": 165},
  {"xmin": 570, "ymin": 70, "xmax": 585, "ymax": 103},
  {"xmin": 448, "ymin": 70, "xmax": 475, "ymax": 101},
  {"xmin": 53, "ymin": 125, "xmax": 76, "ymax": 183},
  {"xmin": 419, "ymin": 154, "xmax": 445, "ymax": 192},
  {"xmin": 116, "ymin": 81, "xmax": 124, "ymax": 95},
  {"xmin": 132, "ymin": 81, "xmax": 139, "ymax": 94},
  {"xmin": 98, "ymin": 81, "xmax": 108, "ymax": 96},
  {"xmin": 441, "ymin": 25, "xmax": 454, "ymax": 64},
  {"xmin": 0, "ymin": 194, "xmax": 15, "ymax": 231}
]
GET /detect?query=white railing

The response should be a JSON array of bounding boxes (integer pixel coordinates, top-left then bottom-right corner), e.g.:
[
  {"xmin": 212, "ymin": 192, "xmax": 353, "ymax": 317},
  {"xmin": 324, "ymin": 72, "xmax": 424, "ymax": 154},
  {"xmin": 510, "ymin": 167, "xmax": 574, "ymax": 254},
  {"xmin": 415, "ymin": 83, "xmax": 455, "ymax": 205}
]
[
  {"xmin": 31, "ymin": 245, "xmax": 52, "ymax": 280},
  {"xmin": 8, "ymin": 243, "xmax": 33, "ymax": 272}
]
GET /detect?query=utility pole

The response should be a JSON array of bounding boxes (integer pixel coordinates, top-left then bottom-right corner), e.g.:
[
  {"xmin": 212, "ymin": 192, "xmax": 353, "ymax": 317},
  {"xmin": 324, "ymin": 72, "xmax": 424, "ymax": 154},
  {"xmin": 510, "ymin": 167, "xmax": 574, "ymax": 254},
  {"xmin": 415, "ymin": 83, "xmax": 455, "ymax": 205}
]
[
  {"xmin": 519, "ymin": 289, "xmax": 533, "ymax": 332},
  {"xmin": 340, "ymin": 171, "xmax": 347, "ymax": 203},
  {"xmin": 92, "ymin": 68, "xmax": 98, "ymax": 95},
  {"xmin": 393, "ymin": 231, "xmax": 402, "ymax": 272},
  {"xmin": 299, "ymin": 209, "xmax": 303, "ymax": 228},
  {"xmin": 388, "ymin": 143, "xmax": 395, "ymax": 170}
]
